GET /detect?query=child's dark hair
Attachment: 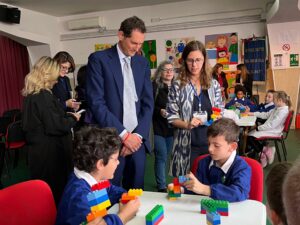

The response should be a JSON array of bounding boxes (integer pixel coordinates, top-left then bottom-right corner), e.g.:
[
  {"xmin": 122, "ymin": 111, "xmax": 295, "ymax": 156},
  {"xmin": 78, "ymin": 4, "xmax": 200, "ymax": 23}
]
[
  {"xmin": 73, "ymin": 126, "xmax": 121, "ymax": 173},
  {"xmin": 267, "ymin": 89, "xmax": 275, "ymax": 94},
  {"xmin": 207, "ymin": 118, "xmax": 239, "ymax": 143},
  {"xmin": 275, "ymin": 91, "xmax": 292, "ymax": 108},
  {"xmin": 234, "ymin": 85, "xmax": 246, "ymax": 95},
  {"xmin": 266, "ymin": 162, "xmax": 292, "ymax": 225}
]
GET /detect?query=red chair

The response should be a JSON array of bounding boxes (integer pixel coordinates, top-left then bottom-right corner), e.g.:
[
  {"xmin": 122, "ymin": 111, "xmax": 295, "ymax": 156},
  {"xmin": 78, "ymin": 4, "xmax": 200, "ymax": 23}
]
[
  {"xmin": 191, "ymin": 154, "xmax": 263, "ymax": 202},
  {"xmin": 0, "ymin": 180, "xmax": 57, "ymax": 225},
  {"xmin": 255, "ymin": 110, "xmax": 294, "ymax": 162}
]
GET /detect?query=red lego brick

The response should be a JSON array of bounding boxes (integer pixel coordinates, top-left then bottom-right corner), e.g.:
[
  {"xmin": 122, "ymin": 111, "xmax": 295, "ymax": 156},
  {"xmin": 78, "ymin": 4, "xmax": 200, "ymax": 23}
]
[{"xmin": 91, "ymin": 180, "xmax": 110, "ymax": 191}]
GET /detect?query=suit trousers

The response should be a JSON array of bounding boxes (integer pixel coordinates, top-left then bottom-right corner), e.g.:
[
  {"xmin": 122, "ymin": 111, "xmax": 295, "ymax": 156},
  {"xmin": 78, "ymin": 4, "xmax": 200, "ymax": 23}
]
[{"xmin": 111, "ymin": 145, "xmax": 146, "ymax": 190}]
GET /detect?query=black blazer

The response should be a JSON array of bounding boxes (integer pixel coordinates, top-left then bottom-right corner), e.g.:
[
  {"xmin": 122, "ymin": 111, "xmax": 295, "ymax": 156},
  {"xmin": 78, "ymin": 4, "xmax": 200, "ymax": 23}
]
[
  {"xmin": 236, "ymin": 73, "xmax": 253, "ymax": 97},
  {"xmin": 52, "ymin": 76, "xmax": 72, "ymax": 111}
]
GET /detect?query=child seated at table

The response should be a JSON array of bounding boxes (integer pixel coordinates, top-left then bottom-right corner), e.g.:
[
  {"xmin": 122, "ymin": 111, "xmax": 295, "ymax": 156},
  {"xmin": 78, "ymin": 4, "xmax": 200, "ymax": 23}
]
[
  {"xmin": 246, "ymin": 91, "xmax": 291, "ymax": 165},
  {"xmin": 182, "ymin": 118, "xmax": 251, "ymax": 202},
  {"xmin": 225, "ymin": 85, "xmax": 255, "ymax": 112},
  {"xmin": 266, "ymin": 162, "xmax": 292, "ymax": 225},
  {"xmin": 252, "ymin": 89, "xmax": 275, "ymax": 113},
  {"xmin": 56, "ymin": 126, "xmax": 140, "ymax": 225}
]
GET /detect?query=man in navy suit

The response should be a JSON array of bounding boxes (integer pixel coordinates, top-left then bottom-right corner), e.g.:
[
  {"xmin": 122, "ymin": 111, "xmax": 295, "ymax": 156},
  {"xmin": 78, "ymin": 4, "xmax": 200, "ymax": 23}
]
[{"xmin": 86, "ymin": 16, "xmax": 153, "ymax": 189}]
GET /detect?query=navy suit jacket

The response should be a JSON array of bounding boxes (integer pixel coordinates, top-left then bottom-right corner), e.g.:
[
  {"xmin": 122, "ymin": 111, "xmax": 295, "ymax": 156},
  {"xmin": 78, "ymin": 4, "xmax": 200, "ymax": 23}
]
[{"xmin": 86, "ymin": 45, "xmax": 154, "ymax": 152}]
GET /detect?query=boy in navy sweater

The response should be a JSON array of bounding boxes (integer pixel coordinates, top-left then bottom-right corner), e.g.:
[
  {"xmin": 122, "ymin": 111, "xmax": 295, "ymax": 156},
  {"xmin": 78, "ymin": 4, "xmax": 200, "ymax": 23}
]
[
  {"xmin": 183, "ymin": 118, "xmax": 251, "ymax": 202},
  {"xmin": 56, "ymin": 127, "xmax": 140, "ymax": 225},
  {"xmin": 225, "ymin": 85, "xmax": 255, "ymax": 112}
]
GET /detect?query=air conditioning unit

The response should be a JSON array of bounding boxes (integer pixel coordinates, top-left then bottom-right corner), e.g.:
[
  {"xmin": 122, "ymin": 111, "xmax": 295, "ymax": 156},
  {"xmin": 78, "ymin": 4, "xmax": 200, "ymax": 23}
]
[{"xmin": 67, "ymin": 16, "xmax": 104, "ymax": 30}]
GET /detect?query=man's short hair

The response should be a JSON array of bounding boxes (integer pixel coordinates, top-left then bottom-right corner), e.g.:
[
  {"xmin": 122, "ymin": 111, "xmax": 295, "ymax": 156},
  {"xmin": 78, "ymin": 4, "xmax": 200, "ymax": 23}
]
[
  {"xmin": 73, "ymin": 126, "xmax": 121, "ymax": 173},
  {"xmin": 207, "ymin": 118, "xmax": 239, "ymax": 143},
  {"xmin": 119, "ymin": 16, "xmax": 146, "ymax": 37}
]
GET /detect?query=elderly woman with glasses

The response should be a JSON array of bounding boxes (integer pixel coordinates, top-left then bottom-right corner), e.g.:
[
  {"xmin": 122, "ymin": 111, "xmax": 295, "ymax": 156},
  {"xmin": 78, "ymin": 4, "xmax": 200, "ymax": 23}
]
[
  {"xmin": 167, "ymin": 40, "xmax": 222, "ymax": 177},
  {"xmin": 52, "ymin": 51, "xmax": 80, "ymax": 111},
  {"xmin": 152, "ymin": 60, "xmax": 175, "ymax": 192}
]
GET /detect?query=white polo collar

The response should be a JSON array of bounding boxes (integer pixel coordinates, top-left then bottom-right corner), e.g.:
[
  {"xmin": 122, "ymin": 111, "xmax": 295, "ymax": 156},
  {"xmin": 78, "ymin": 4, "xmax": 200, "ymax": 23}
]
[
  {"xmin": 209, "ymin": 150, "xmax": 237, "ymax": 174},
  {"xmin": 74, "ymin": 167, "xmax": 98, "ymax": 187}
]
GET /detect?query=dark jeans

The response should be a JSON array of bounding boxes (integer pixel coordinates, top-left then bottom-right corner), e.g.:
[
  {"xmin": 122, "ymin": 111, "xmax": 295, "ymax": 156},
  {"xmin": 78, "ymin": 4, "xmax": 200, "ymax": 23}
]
[{"xmin": 154, "ymin": 135, "xmax": 173, "ymax": 189}]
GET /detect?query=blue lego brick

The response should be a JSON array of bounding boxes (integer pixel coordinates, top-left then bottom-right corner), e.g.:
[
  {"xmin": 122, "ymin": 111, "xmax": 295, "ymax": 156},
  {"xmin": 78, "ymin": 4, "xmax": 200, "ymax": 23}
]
[
  {"xmin": 88, "ymin": 193, "xmax": 109, "ymax": 207},
  {"xmin": 178, "ymin": 175, "xmax": 188, "ymax": 184},
  {"xmin": 146, "ymin": 210, "xmax": 163, "ymax": 225},
  {"xmin": 207, "ymin": 211, "xmax": 221, "ymax": 225},
  {"xmin": 87, "ymin": 189, "xmax": 108, "ymax": 202}
]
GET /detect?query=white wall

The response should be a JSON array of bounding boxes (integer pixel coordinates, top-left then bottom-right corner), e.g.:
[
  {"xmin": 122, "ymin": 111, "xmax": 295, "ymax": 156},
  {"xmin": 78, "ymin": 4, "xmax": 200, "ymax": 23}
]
[
  {"xmin": 62, "ymin": 22, "xmax": 266, "ymax": 66},
  {"xmin": 0, "ymin": 0, "xmax": 267, "ymax": 65}
]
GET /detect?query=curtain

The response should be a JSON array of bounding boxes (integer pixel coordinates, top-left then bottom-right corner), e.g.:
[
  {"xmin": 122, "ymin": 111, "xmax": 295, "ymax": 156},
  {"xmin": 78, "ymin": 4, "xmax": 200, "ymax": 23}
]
[
  {"xmin": 0, "ymin": 36, "xmax": 29, "ymax": 115},
  {"xmin": 244, "ymin": 39, "xmax": 266, "ymax": 81}
]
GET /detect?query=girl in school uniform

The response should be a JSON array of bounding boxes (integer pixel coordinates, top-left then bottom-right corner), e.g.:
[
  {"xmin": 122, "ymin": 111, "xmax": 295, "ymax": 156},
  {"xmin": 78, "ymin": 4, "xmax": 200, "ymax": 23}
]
[{"xmin": 246, "ymin": 91, "xmax": 291, "ymax": 164}]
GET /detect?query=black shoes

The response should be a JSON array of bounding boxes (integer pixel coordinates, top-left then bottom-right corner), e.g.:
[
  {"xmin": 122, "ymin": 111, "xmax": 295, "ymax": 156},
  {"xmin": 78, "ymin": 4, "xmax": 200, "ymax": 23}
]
[{"xmin": 157, "ymin": 188, "xmax": 167, "ymax": 193}]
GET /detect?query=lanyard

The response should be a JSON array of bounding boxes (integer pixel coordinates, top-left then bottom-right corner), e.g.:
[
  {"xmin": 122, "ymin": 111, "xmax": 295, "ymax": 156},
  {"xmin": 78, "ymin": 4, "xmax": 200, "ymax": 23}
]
[{"xmin": 190, "ymin": 81, "xmax": 202, "ymax": 109}]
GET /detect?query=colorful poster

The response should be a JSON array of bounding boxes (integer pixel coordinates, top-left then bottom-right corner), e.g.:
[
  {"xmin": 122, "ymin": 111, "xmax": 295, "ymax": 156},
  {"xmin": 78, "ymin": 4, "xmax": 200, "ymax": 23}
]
[
  {"xmin": 138, "ymin": 40, "xmax": 157, "ymax": 69},
  {"xmin": 165, "ymin": 37, "xmax": 194, "ymax": 68},
  {"xmin": 205, "ymin": 33, "xmax": 238, "ymax": 68},
  {"xmin": 95, "ymin": 43, "xmax": 113, "ymax": 51},
  {"xmin": 290, "ymin": 54, "xmax": 299, "ymax": 67},
  {"xmin": 225, "ymin": 71, "xmax": 237, "ymax": 98}
]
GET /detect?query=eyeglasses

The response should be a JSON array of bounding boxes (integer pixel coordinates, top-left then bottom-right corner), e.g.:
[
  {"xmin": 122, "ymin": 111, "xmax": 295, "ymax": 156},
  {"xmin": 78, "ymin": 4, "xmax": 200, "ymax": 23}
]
[
  {"xmin": 60, "ymin": 65, "xmax": 70, "ymax": 72},
  {"xmin": 186, "ymin": 58, "xmax": 204, "ymax": 65},
  {"xmin": 162, "ymin": 68, "xmax": 174, "ymax": 73}
]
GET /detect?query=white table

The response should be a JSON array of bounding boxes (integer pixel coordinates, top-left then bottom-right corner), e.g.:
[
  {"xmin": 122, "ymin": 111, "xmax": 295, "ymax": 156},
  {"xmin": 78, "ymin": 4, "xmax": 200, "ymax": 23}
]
[
  {"xmin": 237, "ymin": 116, "xmax": 256, "ymax": 155},
  {"xmin": 110, "ymin": 191, "xmax": 266, "ymax": 225},
  {"xmin": 237, "ymin": 115, "xmax": 257, "ymax": 127}
]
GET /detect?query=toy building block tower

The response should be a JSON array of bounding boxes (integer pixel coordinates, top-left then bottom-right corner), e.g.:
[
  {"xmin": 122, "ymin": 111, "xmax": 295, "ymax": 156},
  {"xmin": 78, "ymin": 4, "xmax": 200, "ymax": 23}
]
[
  {"xmin": 204, "ymin": 107, "xmax": 222, "ymax": 126},
  {"xmin": 85, "ymin": 180, "xmax": 112, "ymax": 223},
  {"xmin": 121, "ymin": 188, "xmax": 143, "ymax": 204},
  {"xmin": 167, "ymin": 177, "xmax": 181, "ymax": 200},
  {"xmin": 201, "ymin": 199, "xmax": 229, "ymax": 216},
  {"xmin": 146, "ymin": 204, "xmax": 164, "ymax": 225}
]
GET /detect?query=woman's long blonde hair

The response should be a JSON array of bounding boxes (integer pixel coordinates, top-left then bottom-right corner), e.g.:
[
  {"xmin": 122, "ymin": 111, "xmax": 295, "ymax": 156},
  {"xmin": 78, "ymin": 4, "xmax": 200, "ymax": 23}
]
[{"xmin": 22, "ymin": 56, "xmax": 60, "ymax": 96}]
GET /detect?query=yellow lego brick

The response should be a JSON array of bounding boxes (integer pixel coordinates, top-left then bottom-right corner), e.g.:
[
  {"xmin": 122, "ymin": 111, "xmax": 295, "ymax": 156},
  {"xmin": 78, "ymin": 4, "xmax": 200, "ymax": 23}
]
[
  {"xmin": 167, "ymin": 197, "xmax": 177, "ymax": 201},
  {"xmin": 211, "ymin": 114, "xmax": 218, "ymax": 119},
  {"xmin": 91, "ymin": 200, "xmax": 111, "ymax": 212},
  {"xmin": 128, "ymin": 189, "xmax": 143, "ymax": 196}
]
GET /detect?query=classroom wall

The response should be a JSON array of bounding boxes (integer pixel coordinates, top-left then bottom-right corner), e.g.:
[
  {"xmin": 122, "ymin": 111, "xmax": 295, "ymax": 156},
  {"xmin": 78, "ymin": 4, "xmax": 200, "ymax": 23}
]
[
  {"xmin": 0, "ymin": 0, "xmax": 267, "ymax": 66},
  {"xmin": 267, "ymin": 21, "xmax": 300, "ymax": 128}
]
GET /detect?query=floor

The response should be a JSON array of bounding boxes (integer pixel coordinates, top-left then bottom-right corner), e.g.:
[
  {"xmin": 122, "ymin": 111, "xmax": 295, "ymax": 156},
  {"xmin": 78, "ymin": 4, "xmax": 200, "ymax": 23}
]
[{"xmin": 1, "ymin": 129, "xmax": 300, "ymax": 225}]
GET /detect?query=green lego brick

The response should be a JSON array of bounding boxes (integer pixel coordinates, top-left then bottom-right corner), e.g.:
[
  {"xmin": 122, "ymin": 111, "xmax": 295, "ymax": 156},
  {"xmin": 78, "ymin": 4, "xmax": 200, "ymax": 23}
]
[{"xmin": 146, "ymin": 204, "xmax": 164, "ymax": 221}]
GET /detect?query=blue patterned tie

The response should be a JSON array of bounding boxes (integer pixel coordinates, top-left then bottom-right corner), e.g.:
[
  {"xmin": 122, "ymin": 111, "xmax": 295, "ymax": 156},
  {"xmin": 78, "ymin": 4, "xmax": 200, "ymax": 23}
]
[{"xmin": 123, "ymin": 57, "xmax": 138, "ymax": 132}]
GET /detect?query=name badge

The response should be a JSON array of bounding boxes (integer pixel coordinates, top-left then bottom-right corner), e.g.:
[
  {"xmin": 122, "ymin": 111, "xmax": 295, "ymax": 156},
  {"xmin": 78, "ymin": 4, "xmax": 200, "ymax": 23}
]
[{"xmin": 193, "ymin": 111, "xmax": 207, "ymax": 123}]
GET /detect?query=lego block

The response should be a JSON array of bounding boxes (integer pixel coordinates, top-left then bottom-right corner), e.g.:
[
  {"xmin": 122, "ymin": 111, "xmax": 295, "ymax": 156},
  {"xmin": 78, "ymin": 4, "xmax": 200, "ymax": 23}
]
[
  {"xmin": 91, "ymin": 180, "xmax": 110, "ymax": 191},
  {"xmin": 146, "ymin": 205, "xmax": 164, "ymax": 222},
  {"xmin": 88, "ymin": 193, "xmax": 109, "ymax": 207},
  {"xmin": 87, "ymin": 189, "xmax": 108, "ymax": 202},
  {"xmin": 173, "ymin": 185, "xmax": 181, "ymax": 194},
  {"xmin": 200, "ymin": 199, "xmax": 229, "ymax": 216},
  {"xmin": 128, "ymin": 189, "xmax": 143, "ymax": 196},
  {"xmin": 91, "ymin": 199, "xmax": 111, "ymax": 212},
  {"xmin": 86, "ymin": 209, "xmax": 107, "ymax": 222},
  {"xmin": 212, "ymin": 107, "xmax": 221, "ymax": 112},
  {"xmin": 207, "ymin": 211, "xmax": 221, "ymax": 225},
  {"xmin": 146, "ymin": 210, "xmax": 164, "ymax": 225},
  {"xmin": 167, "ymin": 190, "xmax": 181, "ymax": 198},
  {"xmin": 178, "ymin": 175, "xmax": 188, "ymax": 184},
  {"xmin": 173, "ymin": 177, "xmax": 179, "ymax": 185},
  {"xmin": 121, "ymin": 193, "xmax": 137, "ymax": 204}
]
